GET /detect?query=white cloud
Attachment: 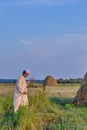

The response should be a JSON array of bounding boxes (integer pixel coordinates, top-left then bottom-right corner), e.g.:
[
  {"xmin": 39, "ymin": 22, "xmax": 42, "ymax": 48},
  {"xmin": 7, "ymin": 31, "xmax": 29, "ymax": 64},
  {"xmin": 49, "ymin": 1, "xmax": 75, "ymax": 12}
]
[
  {"xmin": 19, "ymin": 0, "xmax": 79, "ymax": 5},
  {"xmin": 20, "ymin": 33, "xmax": 87, "ymax": 79},
  {"xmin": 20, "ymin": 33, "xmax": 87, "ymax": 47},
  {"xmin": 19, "ymin": 39, "xmax": 33, "ymax": 45},
  {"xmin": 22, "ymin": 33, "xmax": 87, "ymax": 44},
  {"xmin": 56, "ymin": 33, "xmax": 87, "ymax": 45},
  {"xmin": 0, "ymin": 0, "xmax": 79, "ymax": 7},
  {"xmin": 30, "ymin": 0, "xmax": 79, "ymax": 5},
  {"xmin": 0, "ymin": 4, "xmax": 4, "ymax": 13},
  {"xmin": 18, "ymin": 32, "xmax": 87, "ymax": 59}
]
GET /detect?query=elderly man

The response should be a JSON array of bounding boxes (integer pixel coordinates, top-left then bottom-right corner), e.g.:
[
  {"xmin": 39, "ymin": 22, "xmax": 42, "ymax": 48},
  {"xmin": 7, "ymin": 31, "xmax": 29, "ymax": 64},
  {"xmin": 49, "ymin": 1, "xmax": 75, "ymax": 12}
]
[{"xmin": 13, "ymin": 69, "xmax": 30, "ymax": 113}]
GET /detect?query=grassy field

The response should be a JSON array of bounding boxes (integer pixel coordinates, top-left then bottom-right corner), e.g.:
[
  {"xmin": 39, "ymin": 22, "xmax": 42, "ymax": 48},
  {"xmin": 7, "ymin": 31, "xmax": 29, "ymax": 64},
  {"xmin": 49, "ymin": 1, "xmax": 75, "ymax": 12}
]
[
  {"xmin": 0, "ymin": 83, "xmax": 87, "ymax": 130},
  {"xmin": 0, "ymin": 83, "xmax": 80, "ymax": 97}
]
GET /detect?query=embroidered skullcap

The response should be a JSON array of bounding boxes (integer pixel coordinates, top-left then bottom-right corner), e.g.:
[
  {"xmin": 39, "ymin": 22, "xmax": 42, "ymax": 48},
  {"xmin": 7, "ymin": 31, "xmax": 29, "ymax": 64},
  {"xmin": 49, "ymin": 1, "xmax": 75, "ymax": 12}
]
[{"xmin": 25, "ymin": 69, "xmax": 30, "ymax": 74}]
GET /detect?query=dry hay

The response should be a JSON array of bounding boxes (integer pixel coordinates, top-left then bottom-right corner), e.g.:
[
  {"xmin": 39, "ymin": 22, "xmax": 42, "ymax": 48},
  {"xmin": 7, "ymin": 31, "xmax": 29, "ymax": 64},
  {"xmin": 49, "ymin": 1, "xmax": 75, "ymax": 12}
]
[
  {"xmin": 43, "ymin": 75, "xmax": 58, "ymax": 87},
  {"xmin": 73, "ymin": 72, "xmax": 87, "ymax": 105}
]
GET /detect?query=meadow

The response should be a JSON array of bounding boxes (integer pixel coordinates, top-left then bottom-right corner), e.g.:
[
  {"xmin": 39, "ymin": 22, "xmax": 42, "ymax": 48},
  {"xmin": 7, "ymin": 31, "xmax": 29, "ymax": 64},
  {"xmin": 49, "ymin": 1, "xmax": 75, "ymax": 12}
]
[{"xmin": 0, "ymin": 83, "xmax": 87, "ymax": 130}]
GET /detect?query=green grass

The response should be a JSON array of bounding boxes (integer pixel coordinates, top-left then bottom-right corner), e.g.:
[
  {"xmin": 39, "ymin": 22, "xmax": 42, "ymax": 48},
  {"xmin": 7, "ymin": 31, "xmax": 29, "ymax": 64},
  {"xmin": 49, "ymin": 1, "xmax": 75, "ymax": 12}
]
[
  {"xmin": 0, "ymin": 93, "xmax": 59, "ymax": 130},
  {"xmin": 0, "ymin": 83, "xmax": 87, "ymax": 130}
]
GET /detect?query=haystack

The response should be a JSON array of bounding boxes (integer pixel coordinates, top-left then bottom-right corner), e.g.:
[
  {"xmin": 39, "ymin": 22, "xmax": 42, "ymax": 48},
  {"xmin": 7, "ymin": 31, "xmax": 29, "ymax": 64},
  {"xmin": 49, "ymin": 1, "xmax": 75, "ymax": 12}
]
[
  {"xmin": 73, "ymin": 72, "xmax": 87, "ymax": 105},
  {"xmin": 43, "ymin": 75, "xmax": 58, "ymax": 87}
]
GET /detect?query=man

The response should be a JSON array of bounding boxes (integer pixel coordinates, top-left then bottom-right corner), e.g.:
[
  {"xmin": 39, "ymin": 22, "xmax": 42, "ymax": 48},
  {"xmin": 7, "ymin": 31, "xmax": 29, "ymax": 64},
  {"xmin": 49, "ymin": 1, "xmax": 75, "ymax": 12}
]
[{"xmin": 13, "ymin": 69, "xmax": 30, "ymax": 113}]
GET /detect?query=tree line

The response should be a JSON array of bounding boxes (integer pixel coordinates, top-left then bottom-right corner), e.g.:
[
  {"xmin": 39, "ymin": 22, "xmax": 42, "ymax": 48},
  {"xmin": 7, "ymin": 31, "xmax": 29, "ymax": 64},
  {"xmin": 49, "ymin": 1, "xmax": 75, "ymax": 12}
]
[
  {"xmin": 57, "ymin": 78, "xmax": 83, "ymax": 84},
  {"xmin": 0, "ymin": 78, "xmax": 83, "ymax": 84}
]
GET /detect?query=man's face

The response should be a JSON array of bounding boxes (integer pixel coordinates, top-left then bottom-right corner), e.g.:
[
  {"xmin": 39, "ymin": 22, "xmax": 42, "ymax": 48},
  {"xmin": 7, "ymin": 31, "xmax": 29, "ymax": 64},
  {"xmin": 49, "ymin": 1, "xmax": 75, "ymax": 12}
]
[{"xmin": 24, "ymin": 73, "xmax": 29, "ymax": 78}]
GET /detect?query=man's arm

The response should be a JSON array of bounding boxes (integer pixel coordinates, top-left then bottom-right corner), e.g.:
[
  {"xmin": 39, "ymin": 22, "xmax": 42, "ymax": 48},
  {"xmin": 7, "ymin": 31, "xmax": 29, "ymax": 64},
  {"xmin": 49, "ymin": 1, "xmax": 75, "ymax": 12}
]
[{"xmin": 17, "ymin": 77, "xmax": 27, "ymax": 94}]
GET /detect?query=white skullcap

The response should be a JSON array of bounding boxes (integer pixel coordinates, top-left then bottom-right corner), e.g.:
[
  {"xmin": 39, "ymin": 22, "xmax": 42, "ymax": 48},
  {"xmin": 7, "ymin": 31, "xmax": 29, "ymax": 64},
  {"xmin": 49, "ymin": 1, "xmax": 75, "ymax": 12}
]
[{"xmin": 25, "ymin": 69, "xmax": 30, "ymax": 74}]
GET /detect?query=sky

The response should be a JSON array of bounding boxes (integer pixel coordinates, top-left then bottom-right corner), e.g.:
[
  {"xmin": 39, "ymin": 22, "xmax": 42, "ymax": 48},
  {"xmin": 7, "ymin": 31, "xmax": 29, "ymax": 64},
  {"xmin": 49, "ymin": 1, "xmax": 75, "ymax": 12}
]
[{"xmin": 0, "ymin": 0, "xmax": 87, "ymax": 79}]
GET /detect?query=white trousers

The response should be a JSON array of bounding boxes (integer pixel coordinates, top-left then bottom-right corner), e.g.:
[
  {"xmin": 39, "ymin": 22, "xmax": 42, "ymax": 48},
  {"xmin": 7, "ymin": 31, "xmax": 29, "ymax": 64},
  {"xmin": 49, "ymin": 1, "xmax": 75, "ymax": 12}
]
[{"xmin": 13, "ymin": 94, "xmax": 28, "ymax": 113}]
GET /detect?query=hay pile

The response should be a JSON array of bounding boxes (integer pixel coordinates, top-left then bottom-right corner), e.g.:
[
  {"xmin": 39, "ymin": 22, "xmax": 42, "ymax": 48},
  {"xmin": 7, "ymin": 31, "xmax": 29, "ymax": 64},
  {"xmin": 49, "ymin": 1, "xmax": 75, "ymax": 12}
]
[
  {"xmin": 73, "ymin": 72, "xmax": 87, "ymax": 105},
  {"xmin": 43, "ymin": 75, "xmax": 58, "ymax": 87}
]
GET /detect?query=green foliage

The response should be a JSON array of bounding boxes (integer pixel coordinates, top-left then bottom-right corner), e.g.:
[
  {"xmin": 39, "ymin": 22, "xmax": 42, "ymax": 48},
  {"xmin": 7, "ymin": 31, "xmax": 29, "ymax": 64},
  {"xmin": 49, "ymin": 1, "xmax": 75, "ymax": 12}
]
[
  {"xmin": 58, "ymin": 78, "xmax": 83, "ymax": 84},
  {"xmin": 0, "ymin": 93, "xmax": 87, "ymax": 130},
  {"xmin": 0, "ymin": 93, "xmax": 58, "ymax": 130}
]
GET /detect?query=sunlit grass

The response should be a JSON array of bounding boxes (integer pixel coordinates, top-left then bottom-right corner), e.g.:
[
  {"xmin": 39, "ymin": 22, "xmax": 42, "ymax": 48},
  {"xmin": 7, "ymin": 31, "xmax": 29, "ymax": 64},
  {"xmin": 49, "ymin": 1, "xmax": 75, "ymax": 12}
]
[{"xmin": 0, "ymin": 83, "xmax": 87, "ymax": 130}]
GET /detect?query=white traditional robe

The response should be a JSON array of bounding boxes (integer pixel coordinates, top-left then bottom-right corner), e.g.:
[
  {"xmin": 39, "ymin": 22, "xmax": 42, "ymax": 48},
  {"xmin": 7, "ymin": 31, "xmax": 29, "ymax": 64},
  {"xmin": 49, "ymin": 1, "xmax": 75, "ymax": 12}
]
[{"xmin": 13, "ymin": 75, "xmax": 28, "ymax": 112}]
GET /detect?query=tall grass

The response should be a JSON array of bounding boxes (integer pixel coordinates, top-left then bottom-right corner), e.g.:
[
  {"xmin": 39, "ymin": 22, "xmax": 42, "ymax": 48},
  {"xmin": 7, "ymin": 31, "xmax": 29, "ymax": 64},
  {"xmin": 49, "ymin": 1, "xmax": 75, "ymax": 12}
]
[
  {"xmin": 0, "ymin": 91, "xmax": 87, "ymax": 130},
  {"xmin": 0, "ymin": 92, "xmax": 60, "ymax": 130}
]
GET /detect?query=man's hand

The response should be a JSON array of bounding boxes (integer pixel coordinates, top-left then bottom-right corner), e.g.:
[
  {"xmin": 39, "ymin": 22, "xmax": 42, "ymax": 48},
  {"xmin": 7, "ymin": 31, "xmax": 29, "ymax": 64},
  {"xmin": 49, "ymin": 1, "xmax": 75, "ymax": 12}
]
[
  {"xmin": 27, "ymin": 80, "xmax": 30, "ymax": 86},
  {"xmin": 23, "ymin": 91, "xmax": 28, "ymax": 94}
]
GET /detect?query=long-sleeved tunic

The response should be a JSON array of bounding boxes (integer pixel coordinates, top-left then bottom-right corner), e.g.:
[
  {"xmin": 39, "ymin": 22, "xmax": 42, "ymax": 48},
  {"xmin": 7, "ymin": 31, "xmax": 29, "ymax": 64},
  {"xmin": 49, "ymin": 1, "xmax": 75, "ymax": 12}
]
[{"xmin": 13, "ymin": 75, "xmax": 28, "ymax": 112}]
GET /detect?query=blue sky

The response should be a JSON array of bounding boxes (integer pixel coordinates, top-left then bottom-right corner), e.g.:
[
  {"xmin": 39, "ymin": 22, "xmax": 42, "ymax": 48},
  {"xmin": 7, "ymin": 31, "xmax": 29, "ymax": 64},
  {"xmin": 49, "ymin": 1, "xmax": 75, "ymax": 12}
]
[{"xmin": 0, "ymin": 0, "xmax": 87, "ymax": 79}]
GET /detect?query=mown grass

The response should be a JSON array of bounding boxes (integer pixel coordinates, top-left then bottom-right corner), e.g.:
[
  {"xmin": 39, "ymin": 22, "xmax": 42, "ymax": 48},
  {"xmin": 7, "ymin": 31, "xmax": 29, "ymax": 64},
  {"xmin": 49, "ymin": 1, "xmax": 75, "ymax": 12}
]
[{"xmin": 0, "ymin": 83, "xmax": 87, "ymax": 130}]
